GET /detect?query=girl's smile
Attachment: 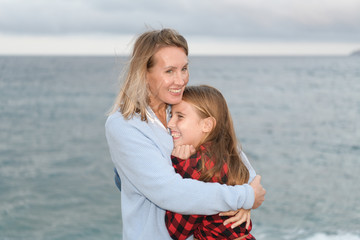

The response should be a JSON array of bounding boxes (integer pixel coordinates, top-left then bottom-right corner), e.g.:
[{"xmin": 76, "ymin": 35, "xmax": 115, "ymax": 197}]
[{"xmin": 168, "ymin": 100, "xmax": 208, "ymax": 148}]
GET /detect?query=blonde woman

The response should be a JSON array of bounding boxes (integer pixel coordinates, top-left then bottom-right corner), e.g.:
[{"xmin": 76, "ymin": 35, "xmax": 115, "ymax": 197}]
[{"xmin": 105, "ymin": 28, "xmax": 266, "ymax": 239}]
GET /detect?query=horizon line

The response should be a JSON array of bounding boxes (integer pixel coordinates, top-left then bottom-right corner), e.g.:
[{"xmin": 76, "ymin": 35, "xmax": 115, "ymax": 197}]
[{"xmin": 0, "ymin": 53, "xmax": 354, "ymax": 57}]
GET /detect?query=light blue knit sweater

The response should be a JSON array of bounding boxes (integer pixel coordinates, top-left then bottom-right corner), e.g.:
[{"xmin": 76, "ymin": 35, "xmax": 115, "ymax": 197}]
[{"xmin": 105, "ymin": 107, "xmax": 255, "ymax": 240}]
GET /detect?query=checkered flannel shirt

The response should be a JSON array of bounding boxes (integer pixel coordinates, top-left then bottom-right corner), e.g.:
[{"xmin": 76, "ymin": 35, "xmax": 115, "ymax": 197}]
[{"xmin": 165, "ymin": 144, "xmax": 255, "ymax": 240}]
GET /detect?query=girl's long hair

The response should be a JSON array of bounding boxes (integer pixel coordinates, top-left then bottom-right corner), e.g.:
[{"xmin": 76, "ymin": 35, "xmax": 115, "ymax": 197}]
[
  {"xmin": 182, "ymin": 85, "xmax": 249, "ymax": 185},
  {"xmin": 109, "ymin": 28, "xmax": 188, "ymax": 121}
]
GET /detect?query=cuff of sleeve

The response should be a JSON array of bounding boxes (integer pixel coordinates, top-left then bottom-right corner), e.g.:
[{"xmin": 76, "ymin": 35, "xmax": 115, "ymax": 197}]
[{"xmin": 239, "ymin": 184, "xmax": 254, "ymax": 210}]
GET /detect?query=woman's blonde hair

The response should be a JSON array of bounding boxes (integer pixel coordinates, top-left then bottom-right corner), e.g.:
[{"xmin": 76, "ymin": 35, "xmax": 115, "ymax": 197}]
[
  {"xmin": 182, "ymin": 85, "xmax": 249, "ymax": 185},
  {"xmin": 109, "ymin": 28, "xmax": 188, "ymax": 121}
]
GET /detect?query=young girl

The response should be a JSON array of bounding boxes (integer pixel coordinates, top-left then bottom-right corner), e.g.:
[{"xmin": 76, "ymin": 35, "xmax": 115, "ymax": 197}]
[{"xmin": 165, "ymin": 85, "xmax": 257, "ymax": 240}]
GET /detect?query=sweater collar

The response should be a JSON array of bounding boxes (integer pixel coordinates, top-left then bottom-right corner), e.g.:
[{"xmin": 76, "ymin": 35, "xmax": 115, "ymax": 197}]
[{"xmin": 145, "ymin": 105, "xmax": 171, "ymax": 132}]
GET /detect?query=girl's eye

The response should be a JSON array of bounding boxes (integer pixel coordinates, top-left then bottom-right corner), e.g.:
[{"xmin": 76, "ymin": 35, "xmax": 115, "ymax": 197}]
[{"xmin": 178, "ymin": 114, "xmax": 184, "ymax": 119}]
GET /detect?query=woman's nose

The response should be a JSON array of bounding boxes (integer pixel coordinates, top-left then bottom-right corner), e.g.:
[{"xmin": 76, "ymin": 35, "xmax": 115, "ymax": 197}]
[{"xmin": 174, "ymin": 72, "xmax": 185, "ymax": 85}]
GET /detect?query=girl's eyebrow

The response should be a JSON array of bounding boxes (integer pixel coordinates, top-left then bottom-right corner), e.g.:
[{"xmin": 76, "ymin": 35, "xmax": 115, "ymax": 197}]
[{"xmin": 174, "ymin": 111, "xmax": 185, "ymax": 115}]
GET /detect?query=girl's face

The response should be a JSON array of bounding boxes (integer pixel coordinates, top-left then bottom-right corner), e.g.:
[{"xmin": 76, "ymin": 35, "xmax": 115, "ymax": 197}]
[
  {"xmin": 146, "ymin": 46, "xmax": 189, "ymax": 108},
  {"xmin": 168, "ymin": 100, "xmax": 208, "ymax": 148}
]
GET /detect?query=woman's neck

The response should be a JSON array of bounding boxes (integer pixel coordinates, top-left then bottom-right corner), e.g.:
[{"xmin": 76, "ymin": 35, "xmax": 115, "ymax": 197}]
[{"xmin": 149, "ymin": 101, "xmax": 168, "ymax": 127}]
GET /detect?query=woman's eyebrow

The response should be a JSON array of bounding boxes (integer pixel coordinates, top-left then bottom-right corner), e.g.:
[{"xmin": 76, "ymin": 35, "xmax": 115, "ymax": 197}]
[{"xmin": 164, "ymin": 63, "xmax": 188, "ymax": 69}]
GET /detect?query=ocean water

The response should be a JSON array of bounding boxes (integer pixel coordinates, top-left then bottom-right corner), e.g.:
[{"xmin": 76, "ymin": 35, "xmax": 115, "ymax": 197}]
[{"xmin": 0, "ymin": 56, "xmax": 359, "ymax": 240}]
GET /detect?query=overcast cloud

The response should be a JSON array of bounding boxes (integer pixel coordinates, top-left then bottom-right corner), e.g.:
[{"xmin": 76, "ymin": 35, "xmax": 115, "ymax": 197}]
[
  {"xmin": 1, "ymin": 0, "xmax": 360, "ymax": 55},
  {"xmin": 1, "ymin": 0, "xmax": 360, "ymax": 41}
]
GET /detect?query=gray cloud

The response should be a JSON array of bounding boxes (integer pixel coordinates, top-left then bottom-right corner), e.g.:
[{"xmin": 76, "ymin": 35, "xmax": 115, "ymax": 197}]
[{"xmin": 1, "ymin": 0, "xmax": 360, "ymax": 42}]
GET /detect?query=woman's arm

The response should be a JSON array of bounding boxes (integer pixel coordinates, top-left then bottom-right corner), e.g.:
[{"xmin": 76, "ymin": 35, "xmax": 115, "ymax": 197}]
[
  {"xmin": 240, "ymin": 151, "xmax": 256, "ymax": 183},
  {"xmin": 105, "ymin": 115, "xmax": 255, "ymax": 215}
]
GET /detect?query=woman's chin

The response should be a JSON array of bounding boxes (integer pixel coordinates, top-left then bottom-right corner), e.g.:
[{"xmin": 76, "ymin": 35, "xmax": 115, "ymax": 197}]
[{"xmin": 166, "ymin": 94, "xmax": 183, "ymax": 105}]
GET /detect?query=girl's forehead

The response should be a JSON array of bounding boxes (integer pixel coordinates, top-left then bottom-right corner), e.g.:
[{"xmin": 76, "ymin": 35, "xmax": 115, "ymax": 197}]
[
  {"xmin": 172, "ymin": 100, "xmax": 198, "ymax": 114},
  {"xmin": 173, "ymin": 100, "xmax": 189, "ymax": 110}
]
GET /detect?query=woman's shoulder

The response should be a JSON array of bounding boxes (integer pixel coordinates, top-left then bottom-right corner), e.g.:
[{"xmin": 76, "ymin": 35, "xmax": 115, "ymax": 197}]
[
  {"xmin": 105, "ymin": 111, "xmax": 150, "ymax": 136},
  {"xmin": 106, "ymin": 111, "xmax": 127, "ymax": 130},
  {"xmin": 106, "ymin": 111, "xmax": 143, "ymax": 126}
]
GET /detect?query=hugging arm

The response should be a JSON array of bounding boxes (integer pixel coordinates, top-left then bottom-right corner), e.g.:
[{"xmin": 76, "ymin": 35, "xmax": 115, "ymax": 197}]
[
  {"xmin": 219, "ymin": 151, "xmax": 266, "ymax": 227},
  {"xmin": 105, "ymin": 118, "xmax": 255, "ymax": 215}
]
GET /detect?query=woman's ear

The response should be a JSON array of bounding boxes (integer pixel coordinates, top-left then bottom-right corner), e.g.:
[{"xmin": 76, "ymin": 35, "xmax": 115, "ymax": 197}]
[{"xmin": 202, "ymin": 117, "xmax": 216, "ymax": 133}]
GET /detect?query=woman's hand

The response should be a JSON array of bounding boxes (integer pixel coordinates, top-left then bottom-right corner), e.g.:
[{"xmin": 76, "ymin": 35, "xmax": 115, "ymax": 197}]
[
  {"xmin": 250, "ymin": 175, "xmax": 266, "ymax": 209},
  {"xmin": 172, "ymin": 145, "xmax": 196, "ymax": 159},
  {"xmin": 219, "ymin": 208, "xmax": 251, "ymax": 229}
]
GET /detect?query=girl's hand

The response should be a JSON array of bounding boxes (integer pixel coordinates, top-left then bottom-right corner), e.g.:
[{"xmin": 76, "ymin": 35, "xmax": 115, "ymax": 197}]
[
  {"xmin": 219, "ymin": 208, "xmax": 251, "ymax": 229},
  {"xmin": 172, "ymin": 145, "xmax": 196, "ymax": 159}
]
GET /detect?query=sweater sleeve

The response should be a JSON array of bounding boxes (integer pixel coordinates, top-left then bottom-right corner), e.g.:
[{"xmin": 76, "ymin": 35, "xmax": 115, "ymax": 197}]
[
  {"xmin": 105, "ymin": 116, "xmax": 255, "ymax": 214},
  {"xmin": 240, "ymin": 151, "xmax": 257, "ymax": 183}
]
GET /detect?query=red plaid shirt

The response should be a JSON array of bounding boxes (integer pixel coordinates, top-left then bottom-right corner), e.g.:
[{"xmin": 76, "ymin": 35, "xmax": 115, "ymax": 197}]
[{"xmin": 165, "ymin": 144, "xmax": 255, "ymax": 240}]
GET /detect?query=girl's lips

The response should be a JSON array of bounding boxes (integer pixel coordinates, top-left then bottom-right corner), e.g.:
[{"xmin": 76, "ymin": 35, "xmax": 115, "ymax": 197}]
[{"xmin": 170, "ymin": 131, "xmax": 181, "ymax": 139}]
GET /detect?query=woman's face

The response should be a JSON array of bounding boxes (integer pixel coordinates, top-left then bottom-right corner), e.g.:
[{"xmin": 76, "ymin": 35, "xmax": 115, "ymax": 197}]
[
  {"xmin": 146, "ymin": 46, "xmax": 189, "ymax": 108},
  {"xmin": 168, "ymin": 100, "xmax": 207, "ymax": 148}
]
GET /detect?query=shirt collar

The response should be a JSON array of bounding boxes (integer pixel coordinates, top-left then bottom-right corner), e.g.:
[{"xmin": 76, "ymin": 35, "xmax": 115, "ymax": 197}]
[{"xmin": 146, "ymin": 105, "xmax": 171, "ymax": 132}]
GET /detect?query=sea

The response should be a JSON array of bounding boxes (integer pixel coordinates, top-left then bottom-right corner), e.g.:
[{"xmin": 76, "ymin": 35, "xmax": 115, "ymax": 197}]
[{"xmin": 0, "ymin": 55, "xmax": 359, "ymax": 240}]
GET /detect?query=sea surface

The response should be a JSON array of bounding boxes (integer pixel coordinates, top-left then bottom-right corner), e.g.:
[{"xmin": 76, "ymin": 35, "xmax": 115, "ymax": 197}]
[{"xmin": 0, "ymin": 56, "xmax": 359, "ymax": 240}]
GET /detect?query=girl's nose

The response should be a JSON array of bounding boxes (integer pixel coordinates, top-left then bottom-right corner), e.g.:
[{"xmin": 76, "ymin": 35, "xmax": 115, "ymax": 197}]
[{"xmin": 167, "ymin": 117, "xmax": 175, "ymax": 129}]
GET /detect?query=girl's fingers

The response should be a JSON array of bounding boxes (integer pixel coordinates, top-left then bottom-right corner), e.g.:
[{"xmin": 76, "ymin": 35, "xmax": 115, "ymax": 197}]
[
  {"xmin": 223, "ymin": 214, "xmax": 246, "ymax": 228},
  {"xmin": 222, "ymin": 209, "xmax": 251, "ymax": 228},
  {"xmin": 222, "ymin": 212, "xmax": 243, "ymax": 226},
  {"xmin": 171, "ymin": 146, "xmax": 180, "ymax": 157},
  {"xmin": 172, "ymin": 145, "xmax": 195, "ymax": 159},
  {"xmin": 178, "ymin": 145, "xmax": 187, "ymax": 159},
  {"xmin": 219, "ymin": 210, "xmax": 238, "ymax": 217},
  {"xmin": 190, "ymin": 145, "xmax": 196, "ymax": 155},
  {"xmin": 231, "ymin": 215, "xmax": 247, "ymax": 229},
  {"xmin": 183, "ymin": 145, "xmax": 190, "ymax": 158},
  {"xmin": 245, "ymin": 213, "xmax": 251, "ymax": 230}
]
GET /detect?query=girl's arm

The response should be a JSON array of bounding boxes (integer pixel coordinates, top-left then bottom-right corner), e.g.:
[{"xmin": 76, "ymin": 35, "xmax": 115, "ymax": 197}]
[{"xmin": 105, "ymin": 116, "xmax": 255, "ymax": 215}]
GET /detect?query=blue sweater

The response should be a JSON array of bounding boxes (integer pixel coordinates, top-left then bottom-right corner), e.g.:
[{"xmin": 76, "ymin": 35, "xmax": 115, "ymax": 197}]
[{"xmin": 105, "ymin": 107, "xmax": 255, "ymax": 240}]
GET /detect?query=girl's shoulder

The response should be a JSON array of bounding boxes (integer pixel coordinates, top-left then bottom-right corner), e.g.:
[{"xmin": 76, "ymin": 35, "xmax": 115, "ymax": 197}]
[{"xmin": 198, "ymin": 142, "xmax": 212, "ymax": 155}]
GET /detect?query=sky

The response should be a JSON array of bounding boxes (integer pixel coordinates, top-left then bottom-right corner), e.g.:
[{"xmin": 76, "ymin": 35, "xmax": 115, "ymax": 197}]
[{"xmin": 1, "ymin": 0, "xmax": 360, "ymax": 56}]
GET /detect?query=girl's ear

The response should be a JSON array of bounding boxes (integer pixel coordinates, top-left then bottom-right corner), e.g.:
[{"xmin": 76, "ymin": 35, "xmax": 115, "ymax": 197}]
[{"xmin": 202, "ymin": 117, "xmax": 216, "ymax": 133}]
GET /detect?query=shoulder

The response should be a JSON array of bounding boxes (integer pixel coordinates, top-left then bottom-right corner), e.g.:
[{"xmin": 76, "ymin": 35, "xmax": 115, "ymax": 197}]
[
  {"xmin": 198, "ymin": 144, "xmax": 213, "ymax": 163},
  {"xmin": 105, "ymin": 111, "xmax": 123, "ymax": 128},
  {"xmin": 105, "ymin": 111, "xmax": 151, "ymax": 139},
  {"xmin": 240, "ymin": 150, "xmax": 257, "ymax": 182},
  {"xmin": 106, "ymin": 111, "xmax": 144, "ymax": 130}
]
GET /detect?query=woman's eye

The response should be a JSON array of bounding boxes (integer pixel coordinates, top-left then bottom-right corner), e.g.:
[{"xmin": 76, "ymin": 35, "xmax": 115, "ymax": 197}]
[
  {"xmin": 182, "ymin": 67, "xmax": 188, "ymax": 72},
  {"xmin": 166, "ymin": 69, "xmax": 173, "ymax": 73}
]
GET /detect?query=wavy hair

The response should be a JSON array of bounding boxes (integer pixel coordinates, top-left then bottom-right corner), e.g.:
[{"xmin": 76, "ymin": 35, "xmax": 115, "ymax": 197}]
[
  {"xmin": 182, "ymin": 85, "xmax": 249, "ymax": 185},
  {"xmin": 109, "ymin": 28, "xmax": 188, "ymax": 121}
]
